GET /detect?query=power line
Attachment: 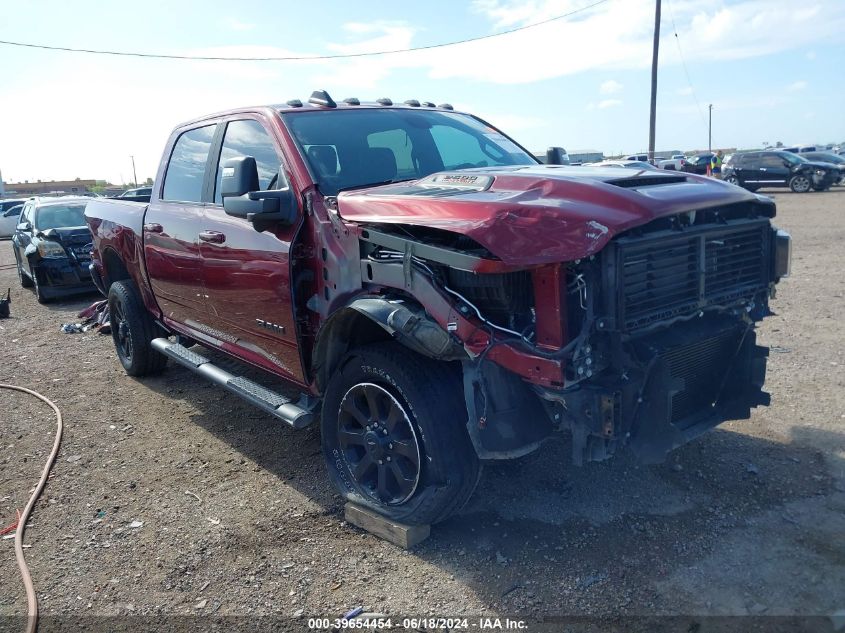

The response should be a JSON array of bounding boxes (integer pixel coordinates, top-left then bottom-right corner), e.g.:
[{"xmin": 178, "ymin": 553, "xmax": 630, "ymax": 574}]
[
  {"xmin": 666, "ymin": 0, "xmax": 707, "ymax": 127},
  {"xmin": 0, "ymin": 0, "xmax": 610, "ymax": 62}
]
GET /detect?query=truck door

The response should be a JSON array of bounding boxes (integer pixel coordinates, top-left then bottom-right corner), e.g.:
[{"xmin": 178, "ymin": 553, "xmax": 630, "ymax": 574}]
[
  {"xmin": 198, "ymin": 116, "xmax": 305, "ymax": 383},
  {"xmin": 143, "ymin": 124, "xmax": 216, "ymax": 329}
]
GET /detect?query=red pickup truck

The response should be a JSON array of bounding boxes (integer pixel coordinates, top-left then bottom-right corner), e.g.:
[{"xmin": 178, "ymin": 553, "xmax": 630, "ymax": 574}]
[{"xmin": 85, "ymin": 91, "xmax": 791, "ymax": 526}]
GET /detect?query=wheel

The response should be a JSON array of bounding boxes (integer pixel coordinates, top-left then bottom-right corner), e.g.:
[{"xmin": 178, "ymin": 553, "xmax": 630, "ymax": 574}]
[
  {"xmin": 107, "ymin": 279, "xmax": 167, "ymax": 376},
  {"xmin": 321, "ymin": 342, "xmax": 481, "ymax": 525},
  {"xmin": 30, "ymin": 264, "xmax": 50, "ymax": 304},
  {"xmin": 14, "ymin": 250, "xmax": 33, "ymax": 288},
  {"xmin": 725, "ymin": 175, "xmax": 739, "ymax": 186},
  {"xmin": 789, "ymin": 174, "xmax": 811, "ymax": 193}
]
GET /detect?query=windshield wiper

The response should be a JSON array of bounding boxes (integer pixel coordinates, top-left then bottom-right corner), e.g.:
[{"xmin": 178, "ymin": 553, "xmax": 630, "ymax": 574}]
[{"xmin": 335, "ymin": 178, "xmax": 414, "ymax": 194}]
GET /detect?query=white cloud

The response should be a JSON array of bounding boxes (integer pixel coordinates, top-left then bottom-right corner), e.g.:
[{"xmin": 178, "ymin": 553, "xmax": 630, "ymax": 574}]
[
  {"xmin": 788, "ymin": 80, "xmax": 808, "ymax": 92},
  {"xmin": 600, "ymin": 79, "xmax": 623, "ymax": 95},
  {"xmin": 598, "ymin": 99, "xmax": 622, "ymax": 109}
]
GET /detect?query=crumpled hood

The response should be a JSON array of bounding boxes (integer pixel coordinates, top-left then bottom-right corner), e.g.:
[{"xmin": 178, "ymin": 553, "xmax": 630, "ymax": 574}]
[
  {"xmin": 39, "ymin": 226, "xmax": 91, "ymax": 245},
  {"xmin": 337, "ymin": 165, "xmax": 765, "ymax": 266}
]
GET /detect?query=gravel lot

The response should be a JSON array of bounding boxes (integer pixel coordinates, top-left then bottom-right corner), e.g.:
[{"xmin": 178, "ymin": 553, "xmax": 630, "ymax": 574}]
[{"xmin": 1, "ymin": 189, "xmax": 843, "ymax": 632}]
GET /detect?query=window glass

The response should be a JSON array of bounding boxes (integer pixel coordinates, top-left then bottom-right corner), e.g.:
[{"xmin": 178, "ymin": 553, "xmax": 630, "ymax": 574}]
[
  {"xmin": 283, "ymin": 109, "xmax": 534, "ymax": 196},
  {"xmin": 162, "ymin": 124, "xmax": 216, "ymax": 202},
  {"xmin": 214, "ymin": 119, "xmax": 280, "ymax": 204},
  {"xmin": 430, "ymin": 125, "xmax": 505, "ymax": 170},
  {"xmin": 367, "ymin": 129, "xmax": 416, "ymax": 178},
  {"xmin": 760, "ymin": 154, "xmax": 786, "ymax": 168},
  {"xmin": 34, "ymin": 204, "xmax": 87, "ymax": 230}
]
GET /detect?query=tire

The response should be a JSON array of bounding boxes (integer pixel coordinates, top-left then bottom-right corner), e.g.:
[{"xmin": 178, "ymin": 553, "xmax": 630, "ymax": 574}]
[
  {"xmin": 107, "ymin": 280, "xmax": 167, "ymax": 376},
  {"xmin": 321, "ymin": 342, "xmax": 481, "ymax": 525},
  {"xmin": 725, "ymin": 175, "xmax": 740, "ymax": 186},
  {"xmin": 30, "ymin": 264, "xmax": 49, "ymax": 304},
  {"xmin": 15, "ymin": 250, "xmax": 33, "ymax": 288},
  {"xmin": 789, "ymin": 174, "xmax": 811, "ymax": 193}
]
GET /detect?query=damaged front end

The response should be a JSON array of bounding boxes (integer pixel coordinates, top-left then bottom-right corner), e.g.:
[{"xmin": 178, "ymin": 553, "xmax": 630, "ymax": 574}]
[
  {"xmin": 352, "ymin": 204, "xmax": 790, "ymax": 464},
  {"xmin": 354, "ymin": 197, "xmax": 790, "ymax": 465}
]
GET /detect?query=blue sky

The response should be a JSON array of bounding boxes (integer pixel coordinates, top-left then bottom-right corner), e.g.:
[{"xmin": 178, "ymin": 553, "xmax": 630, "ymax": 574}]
[{"xmin": 1, "ymin": 0, "xmax": 843, "ymax": 184}]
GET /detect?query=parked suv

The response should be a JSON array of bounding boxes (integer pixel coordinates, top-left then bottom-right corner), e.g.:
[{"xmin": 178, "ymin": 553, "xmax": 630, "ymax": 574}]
[
  {"xmin": 723, "ymin": 151, "xmax": 838, "ymax": 193},
  {"xmin": 12, "ymin": 196, "xmax": 96, "ymax": 302}
]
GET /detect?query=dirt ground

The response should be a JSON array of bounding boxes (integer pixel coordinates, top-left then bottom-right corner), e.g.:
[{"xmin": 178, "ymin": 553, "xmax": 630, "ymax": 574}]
[{"xmin": 1, "ymin": 189, "xmax": 844, "ymax": 632}]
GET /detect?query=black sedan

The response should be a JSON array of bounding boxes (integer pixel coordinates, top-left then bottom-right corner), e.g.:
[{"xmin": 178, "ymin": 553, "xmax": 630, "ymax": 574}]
[
  {"xmin": 722, "ymin": 151, "xmax": 839, "ymax": 193},
  {"xmin": 12, "ymin": 197, "xmax": 96, "ymax": 303}
]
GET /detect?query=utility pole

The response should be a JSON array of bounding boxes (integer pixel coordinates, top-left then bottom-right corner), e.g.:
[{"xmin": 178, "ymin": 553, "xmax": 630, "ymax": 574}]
[
  {"xmin": 708, "ymin": 104, "xmax": 713, "ymax": 153},
  {"xmin": 130, "ymin": 155, "xmax": 138, "ymax": 187},
  {"xmin": 647, "ymin": 0, "xmax": 661, "ymax": 164}
]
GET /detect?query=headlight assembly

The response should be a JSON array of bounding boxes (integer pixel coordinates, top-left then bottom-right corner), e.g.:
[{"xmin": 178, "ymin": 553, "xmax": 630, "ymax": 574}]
[{"xmin": 36, "ymin": 240, "xmax": 66, "ymax": 258}]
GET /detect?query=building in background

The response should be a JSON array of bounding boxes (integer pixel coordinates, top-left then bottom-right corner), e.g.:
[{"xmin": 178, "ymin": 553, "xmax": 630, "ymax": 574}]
[
  {"xmin": 1, "ymin": 178, "xmax": 97, "ymax": 197},
  {"xmin": 569, "ymin": 149, "xmax": 605, "ymax": 164}
]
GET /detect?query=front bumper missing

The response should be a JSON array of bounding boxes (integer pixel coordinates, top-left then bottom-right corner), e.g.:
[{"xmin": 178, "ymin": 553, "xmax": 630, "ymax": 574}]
[{"xmin": 537, "ymin": 319, "xmax": 770, "ymax": 464}]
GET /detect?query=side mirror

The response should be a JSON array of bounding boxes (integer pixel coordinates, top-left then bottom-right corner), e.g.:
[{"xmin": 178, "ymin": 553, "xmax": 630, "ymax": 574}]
[
  {"xmin": 546, "ymin": 146, "xmax": 568, "ymax": 165},
  {"xmin": 17, "ymin": 221, "xmax": 31, "ymax": 232},
  {"xmin": 221, "ymin": 156, "xmax": 296, "ymax": 226}
]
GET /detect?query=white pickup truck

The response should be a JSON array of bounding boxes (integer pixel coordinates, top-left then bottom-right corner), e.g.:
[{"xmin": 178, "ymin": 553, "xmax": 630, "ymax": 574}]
[{"xmin": 658, "ymin": 154, "xmax": 687, "ymax": 170}]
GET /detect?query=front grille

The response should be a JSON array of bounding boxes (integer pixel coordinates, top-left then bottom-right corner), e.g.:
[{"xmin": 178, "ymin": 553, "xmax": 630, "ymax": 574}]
[
  {"xmin": 612, "ymin": 220, "xmax": 770, "ymax": 330},
  {"xmin": 661, "ymin": 327, "xmax": 743, "ymax": 426}
]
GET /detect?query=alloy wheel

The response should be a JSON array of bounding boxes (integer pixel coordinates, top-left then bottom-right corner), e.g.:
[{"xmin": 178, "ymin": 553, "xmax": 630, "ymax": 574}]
[
  {"xmin": 336, "ymin": 382, "xmax": 422, "ymax": 505},
  {"xmin": 112, "ymin": 298, "xmax": 134, "ymax": 362},
  {"xmin": 792, "ymin": 176, "xmax": 810, "ymax": 193}
]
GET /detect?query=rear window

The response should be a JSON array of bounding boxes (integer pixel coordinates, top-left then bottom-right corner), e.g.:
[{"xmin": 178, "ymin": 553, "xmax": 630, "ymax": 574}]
[
  {"xmin": 34, "ymin": 204, "xmax": 87, "ymax": 230},
  {"xmin": 162, "ymin": 125, "xmax": 216, "ymax": 203}
]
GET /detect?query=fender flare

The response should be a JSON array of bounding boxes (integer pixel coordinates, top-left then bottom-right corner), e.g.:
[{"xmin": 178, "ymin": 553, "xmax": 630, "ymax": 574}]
[{"xmin": 312, "ymin": 297, "xmax": 467, "ymax": 391}]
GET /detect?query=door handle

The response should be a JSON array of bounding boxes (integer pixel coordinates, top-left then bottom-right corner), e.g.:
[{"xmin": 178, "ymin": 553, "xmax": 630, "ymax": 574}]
[
  {"xmin": 144, "ymin": 223, "xmax": 163, "ymax": 233},
  {"xmin": 199, "ymin": 230, "xmax": 226, "ymax": 244}
]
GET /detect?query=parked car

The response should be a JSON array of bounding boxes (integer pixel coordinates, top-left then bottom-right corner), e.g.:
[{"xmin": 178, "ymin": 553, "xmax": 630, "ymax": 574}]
[
  {"xmin": 84, "ymin": 92, "xmax": 790, "ymax": 526},
  {"xmin": 798, "ymin": 152, "xmax": 845, "ymax": 184},
  {"xmin": 722, "ymin": 151, "xmax": 839, "ymax": 193},
  {"xmin": 658, "ymin": 154, "xmax": 686, "ymax": 171},
  {"xmin": 681, "ymin": 153, "xmax": 715, "ymax": 175},
  {"xmin": 587, "ymin": 160, "xmax": 658, "ymax": 170},
  {"xmin": 1, "ymin": 200, "xmax": 26, "ymax": 238},
  {"xmin": 11, "ymin": 196, "xmax": 96, "ymax": 302},
  {"xmin": 118, "ymin": 186, "xmax": 153, "ymax": 199},
  {"xmin": 625, "ymin": 153, "xmax": 649, "ymax": 162}
]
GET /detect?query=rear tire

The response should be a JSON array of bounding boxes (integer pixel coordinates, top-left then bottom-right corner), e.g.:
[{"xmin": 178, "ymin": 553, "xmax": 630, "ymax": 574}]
[
  {"xmin": 789, "ymin": 174, "xmax": 811, "ymax": 193},
  {"xmin": 108, "ymin": 280, "xmax": 167, "ymax": 376},
  {"xmin": 321, "ymin": 342, "xmax": 480, "ymax": 525}
]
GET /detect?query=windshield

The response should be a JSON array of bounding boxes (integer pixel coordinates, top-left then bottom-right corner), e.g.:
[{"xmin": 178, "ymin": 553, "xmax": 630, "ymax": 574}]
[
  {"xmin": 34, "ymin": 204, "xmax": 87, "ymax": 230},
  {"xmin": 282, "ymin": 109, "xmax": 536, "ymax": 195}
]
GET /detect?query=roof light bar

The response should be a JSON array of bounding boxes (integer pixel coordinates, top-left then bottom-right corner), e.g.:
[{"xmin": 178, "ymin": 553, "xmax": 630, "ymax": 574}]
[
  {"xmin": 377, "ymin": 97, "xmax": 393, "ymax": 106},
  {"xmin": 422, "ymin": 101, "xmax": 435, "ymax": 107},
  {"xmin": 438, "ymin": 103, "xmax": 454, "ymax": 110},
  {"xmin": 404, "ymin": 99, "xmax": 421, "ymax": 107},
  {"xmin": 286, "ymin": 99, "xmax": 303, "ymax": 107},
  {"xmin": 343, "ymin": 97, "xmax": 360, "ymax": 105}
]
